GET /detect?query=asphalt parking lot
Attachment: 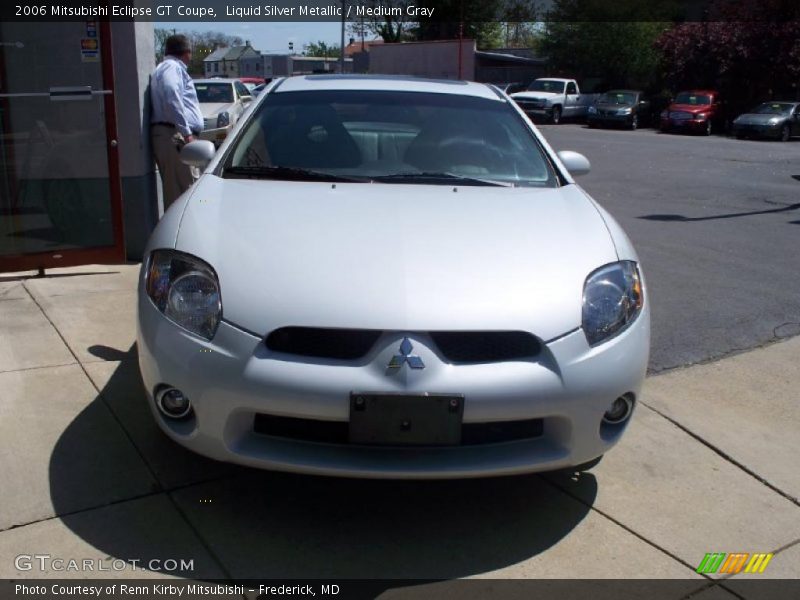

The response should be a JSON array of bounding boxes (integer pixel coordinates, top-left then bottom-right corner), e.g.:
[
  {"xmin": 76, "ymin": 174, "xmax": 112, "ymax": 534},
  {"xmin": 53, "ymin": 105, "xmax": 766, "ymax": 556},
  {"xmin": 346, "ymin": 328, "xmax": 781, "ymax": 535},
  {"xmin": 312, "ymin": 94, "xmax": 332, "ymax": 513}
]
[
  {"xmin": 0, "ymin": 126, "xmax": 798, "ymax": 595},
  {"xmin": 538, "ymin": 124, "xmax": 800, "ymax": 373}
]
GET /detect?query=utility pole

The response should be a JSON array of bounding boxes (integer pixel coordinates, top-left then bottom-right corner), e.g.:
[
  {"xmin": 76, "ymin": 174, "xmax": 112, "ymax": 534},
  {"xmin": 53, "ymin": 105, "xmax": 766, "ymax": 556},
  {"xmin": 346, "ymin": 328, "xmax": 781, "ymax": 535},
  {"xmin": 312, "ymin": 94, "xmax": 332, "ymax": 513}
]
[{"xmin": 340, "ymin": 0, "xmax": 346, "ymax": 73}]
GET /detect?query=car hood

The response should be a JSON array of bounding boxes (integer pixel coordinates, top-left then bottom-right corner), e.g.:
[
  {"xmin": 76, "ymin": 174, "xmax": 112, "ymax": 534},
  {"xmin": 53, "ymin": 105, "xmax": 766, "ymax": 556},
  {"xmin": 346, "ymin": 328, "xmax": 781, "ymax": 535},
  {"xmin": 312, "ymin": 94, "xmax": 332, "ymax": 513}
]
[
  {"xmin": 511, "ymin": 91, "xmax": 561, "ymax": 101},
  {"xmin": 595, "ymin": 102, "xmax": 634, "ymax": 110},
  {"xmin": 175, "ymin": 177, "xmax": 618, "ymax": 341},
  {"xmin": 667, "ymin": 104, "xmax": 710, "ymax": 114},
  {"xmin": 199, "ymin": 102, "xmax": 233, "ymax": 118},
  {"xmin": 735, "ymin": 113, "xmax": 785, "ymax": 125}
]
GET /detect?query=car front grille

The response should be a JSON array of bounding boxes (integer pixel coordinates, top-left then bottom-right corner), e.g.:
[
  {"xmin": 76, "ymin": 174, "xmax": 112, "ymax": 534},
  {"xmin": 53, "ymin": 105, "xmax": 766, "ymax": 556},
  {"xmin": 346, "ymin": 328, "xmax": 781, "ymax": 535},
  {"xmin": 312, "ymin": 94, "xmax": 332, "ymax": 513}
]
[
  {"xmin": 253, "ymin": 413, "xmax": 544, "ymax": 446},
  {"xmin": 265, "ymin": 327, "xmax": 382, "ymax": 360},
  {"xmin": 264, "ymin": 328, "xmax": 541, "ymax": 363},
  {"xmin": 670, "ymin": 111, "xmax": 692, "ymax": 120}
]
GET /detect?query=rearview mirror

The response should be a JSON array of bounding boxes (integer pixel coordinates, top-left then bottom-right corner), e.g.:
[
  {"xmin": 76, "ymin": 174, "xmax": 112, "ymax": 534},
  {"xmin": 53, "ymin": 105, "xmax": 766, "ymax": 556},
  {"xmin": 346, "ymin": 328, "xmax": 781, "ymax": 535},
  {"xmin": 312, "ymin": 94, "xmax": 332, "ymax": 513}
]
[
  {"xmin": 180, "ymin": 140, "xmax": 216, "ymax": 169},
  {"xmin": 557, "ymin": 150, "xmax": 591, "ymax": 177}
]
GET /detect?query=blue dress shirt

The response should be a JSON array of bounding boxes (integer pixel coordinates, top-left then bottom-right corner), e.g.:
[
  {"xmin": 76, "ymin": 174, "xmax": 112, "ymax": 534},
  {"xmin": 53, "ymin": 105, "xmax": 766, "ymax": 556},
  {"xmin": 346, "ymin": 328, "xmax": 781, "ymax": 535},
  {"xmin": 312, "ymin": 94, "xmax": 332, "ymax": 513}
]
[{"xmin": 150, "ymin": 56, "xmax": 204, "ymax": 137}]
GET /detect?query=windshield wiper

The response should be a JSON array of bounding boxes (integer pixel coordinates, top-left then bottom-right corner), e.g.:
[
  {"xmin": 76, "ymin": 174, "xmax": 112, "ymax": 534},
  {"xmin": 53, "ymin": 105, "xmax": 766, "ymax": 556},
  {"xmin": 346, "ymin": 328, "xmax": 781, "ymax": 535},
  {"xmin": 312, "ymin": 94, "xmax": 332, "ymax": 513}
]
[
  {"xmin": 371, "ymin": 172, "xmax": 513, "ymax": 187},
  {"xmin": 223, "ymin": 165, "xmax": 369, "ymax": 183}
]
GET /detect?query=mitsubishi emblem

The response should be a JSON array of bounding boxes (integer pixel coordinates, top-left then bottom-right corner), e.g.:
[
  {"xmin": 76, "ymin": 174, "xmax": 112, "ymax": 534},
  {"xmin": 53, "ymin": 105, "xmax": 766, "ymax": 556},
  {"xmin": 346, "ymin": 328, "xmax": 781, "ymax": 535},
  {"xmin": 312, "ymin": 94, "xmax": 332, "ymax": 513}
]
[{"xmin": 387, "ymin": 337, "xmax": 425, "ymax": 371}]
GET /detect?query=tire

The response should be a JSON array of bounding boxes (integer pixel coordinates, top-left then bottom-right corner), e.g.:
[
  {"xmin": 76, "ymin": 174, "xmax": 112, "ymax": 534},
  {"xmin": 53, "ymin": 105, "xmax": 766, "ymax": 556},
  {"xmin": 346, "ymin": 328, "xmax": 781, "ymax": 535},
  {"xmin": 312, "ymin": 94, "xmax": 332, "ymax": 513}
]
[
  {"xmin": 629, "ymin": 114, "xmax": 638, "ymax": 130},
  {"xmin": 551, "ymin": 106, "xmax": 562, "ymax": 124},
  {"xmin": 780, "ymin": 124, "xmax": 790, "ymax": 142},
  {"xmin": 703, "ymin": 120, "xmax": 712, "ymax": 136},
  {"xmin": 735, "ymin": 132, "xmax": 745, "ymax": 140}
]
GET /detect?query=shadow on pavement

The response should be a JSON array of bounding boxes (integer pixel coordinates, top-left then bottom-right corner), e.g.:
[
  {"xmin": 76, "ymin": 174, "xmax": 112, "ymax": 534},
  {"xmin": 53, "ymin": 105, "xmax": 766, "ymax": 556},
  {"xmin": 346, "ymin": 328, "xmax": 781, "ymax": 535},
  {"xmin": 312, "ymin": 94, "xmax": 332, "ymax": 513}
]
[
  {"xmin": 48, "ymin": 345, "xmax": 597, "ymax": 580},
  {"xmin": 639, "ymin": 202, "xmax": 800, "ymax": 222}
]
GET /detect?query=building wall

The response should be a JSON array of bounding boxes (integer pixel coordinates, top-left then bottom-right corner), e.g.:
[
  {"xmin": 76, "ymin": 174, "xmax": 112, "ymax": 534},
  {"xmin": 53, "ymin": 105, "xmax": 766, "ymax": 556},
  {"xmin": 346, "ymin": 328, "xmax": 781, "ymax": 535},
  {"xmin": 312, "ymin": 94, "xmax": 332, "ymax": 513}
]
[
  {"xmin": 111, "ymin": 21, "xmax": 158, "ymax": 260},
  {"xmin": 369, "ymin": 40, "xmax": 477, "ymax": 80}
]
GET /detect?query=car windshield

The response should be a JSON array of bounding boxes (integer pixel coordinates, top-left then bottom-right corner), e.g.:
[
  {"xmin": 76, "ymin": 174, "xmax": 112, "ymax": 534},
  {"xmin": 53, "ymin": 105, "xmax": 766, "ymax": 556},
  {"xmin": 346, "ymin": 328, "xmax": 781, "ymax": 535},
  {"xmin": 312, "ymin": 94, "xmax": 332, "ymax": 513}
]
[
  {"xmin": 599, "ymin": 92, "xmax": 636, "ymax": 104},
  {"xmin": 224, "ymin": 90, "xmax": 558, "ymax": 187},
  {"xmin": 195, "ymin": 83, "xmax": 234, "ymax": 104},
  {"xmin": 527, "ymin": 80, "xmax": 566, "ymax": 93},
  {"xmin": 752, "ymin": 103, "xmax": 793, "ymax": 115},
  {"xmin": 674, "ymin": 93, "xmax": 711, "ymax": 105}
]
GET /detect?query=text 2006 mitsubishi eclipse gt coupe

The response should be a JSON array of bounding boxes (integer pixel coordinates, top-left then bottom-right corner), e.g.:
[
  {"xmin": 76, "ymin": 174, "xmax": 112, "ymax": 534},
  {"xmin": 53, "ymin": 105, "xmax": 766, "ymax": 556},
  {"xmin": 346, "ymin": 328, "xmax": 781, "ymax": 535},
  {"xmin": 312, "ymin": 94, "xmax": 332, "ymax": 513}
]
[{"xmin": 137, "ymin": 75, "xmax": 650, "ymax": 479}]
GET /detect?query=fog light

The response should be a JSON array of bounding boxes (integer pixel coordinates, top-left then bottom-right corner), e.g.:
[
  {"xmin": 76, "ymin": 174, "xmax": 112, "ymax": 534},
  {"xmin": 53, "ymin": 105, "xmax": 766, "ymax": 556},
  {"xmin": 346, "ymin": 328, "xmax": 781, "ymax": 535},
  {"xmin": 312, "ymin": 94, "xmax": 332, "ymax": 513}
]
[
  {"xmin": 155, "ymin": 387, "xmax": 192, "ymax": 419},
  {"xmin": 603, "ymin": 394, "xmax": 633, "ymax": 424}
]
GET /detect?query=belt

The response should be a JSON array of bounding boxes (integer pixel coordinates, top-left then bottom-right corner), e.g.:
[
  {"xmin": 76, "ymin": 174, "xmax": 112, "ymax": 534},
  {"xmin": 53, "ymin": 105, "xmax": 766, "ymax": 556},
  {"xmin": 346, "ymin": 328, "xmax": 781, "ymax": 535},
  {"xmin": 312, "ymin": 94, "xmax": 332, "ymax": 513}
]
[{"xmin": 152, "ymin": 122, "xmax": 201, "ymax": 135}]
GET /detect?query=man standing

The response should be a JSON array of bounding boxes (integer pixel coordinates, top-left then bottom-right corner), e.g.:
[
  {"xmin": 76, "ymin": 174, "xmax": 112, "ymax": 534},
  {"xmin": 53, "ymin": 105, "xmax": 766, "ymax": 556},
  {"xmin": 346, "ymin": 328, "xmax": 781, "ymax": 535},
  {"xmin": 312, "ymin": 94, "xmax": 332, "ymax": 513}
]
[{"xmin": 150, "ymin": 34, "xmax": 204, "ymax": 210}]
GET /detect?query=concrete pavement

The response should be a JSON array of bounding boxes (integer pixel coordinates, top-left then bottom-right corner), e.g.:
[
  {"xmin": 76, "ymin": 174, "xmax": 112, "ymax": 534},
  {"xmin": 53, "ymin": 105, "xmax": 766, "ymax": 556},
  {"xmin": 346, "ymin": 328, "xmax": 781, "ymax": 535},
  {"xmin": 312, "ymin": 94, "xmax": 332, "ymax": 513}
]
[{"xmin": 0, "ymin": 264, "xmax": 797, "ymax": 594}]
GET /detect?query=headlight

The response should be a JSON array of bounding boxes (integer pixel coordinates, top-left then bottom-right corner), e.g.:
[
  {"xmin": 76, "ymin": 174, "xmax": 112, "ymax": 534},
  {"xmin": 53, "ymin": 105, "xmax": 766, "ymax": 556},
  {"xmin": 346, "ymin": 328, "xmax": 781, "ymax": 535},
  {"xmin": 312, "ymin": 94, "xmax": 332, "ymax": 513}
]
[
  {"xmin": 696, "ymin": 112, "xmax": 707, "ymax": 120},
  {"xmin": 582, "ymin": 261, "xmax": 643, "ymax": 346},
  {"xmin": 588, "ymin": 106, "xmax": 597, "ymax": 114},
  {"xmin": 618, "ymin": 107, "xmax": 632, "ymax": 115},
  {"xmin": 660, "ymin": 110, "xmax": 668, "ymax": 118},
  {"xmin": 768, "ymin": 117, "xmax": 781, "ymax": 125},
  {"xmin": 216, "ymin": 111, "xmax": 230, "ymax": 128},
  {"xmin": 146, "ymin": 250, "xmax": 222, "ymax": 340}
]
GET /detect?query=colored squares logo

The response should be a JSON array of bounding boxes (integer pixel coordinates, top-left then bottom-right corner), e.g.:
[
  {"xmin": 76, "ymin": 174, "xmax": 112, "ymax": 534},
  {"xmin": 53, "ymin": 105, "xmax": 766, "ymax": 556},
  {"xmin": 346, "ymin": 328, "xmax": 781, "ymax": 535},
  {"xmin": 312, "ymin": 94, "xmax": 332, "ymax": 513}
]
[{"xmin": 696, "ymin": 552, "xmax": 774, "ymax": 574}]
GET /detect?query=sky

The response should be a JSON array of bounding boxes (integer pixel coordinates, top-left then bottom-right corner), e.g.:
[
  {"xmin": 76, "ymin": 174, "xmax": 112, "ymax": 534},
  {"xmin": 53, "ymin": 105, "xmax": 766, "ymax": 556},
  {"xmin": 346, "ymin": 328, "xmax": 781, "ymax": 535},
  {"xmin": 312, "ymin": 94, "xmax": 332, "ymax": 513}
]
[{"xmin": 161, "ymin": 21, "xmax": 347, "ymax": 54}]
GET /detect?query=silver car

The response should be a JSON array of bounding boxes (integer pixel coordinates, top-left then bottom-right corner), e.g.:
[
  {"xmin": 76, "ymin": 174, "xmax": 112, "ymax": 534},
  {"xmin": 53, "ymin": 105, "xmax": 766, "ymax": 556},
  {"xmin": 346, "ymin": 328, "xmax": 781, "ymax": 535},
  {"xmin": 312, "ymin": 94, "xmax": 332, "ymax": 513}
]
[{"xmin": 137, "ymin": 75, "xmax": 650, "ymax": 479}]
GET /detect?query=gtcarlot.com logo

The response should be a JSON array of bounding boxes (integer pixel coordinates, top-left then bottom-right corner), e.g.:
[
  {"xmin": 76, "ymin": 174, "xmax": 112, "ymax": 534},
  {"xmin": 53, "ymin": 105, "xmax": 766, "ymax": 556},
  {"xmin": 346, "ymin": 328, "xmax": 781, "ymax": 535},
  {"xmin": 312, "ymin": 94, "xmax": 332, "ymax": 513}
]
[
  {"xmin": 14, "ymin": 554, "xmax": 195, "ymax": 572},
  {"xmin": 696, "ymin": 552, "xmax": 773, "ymax": 574}
]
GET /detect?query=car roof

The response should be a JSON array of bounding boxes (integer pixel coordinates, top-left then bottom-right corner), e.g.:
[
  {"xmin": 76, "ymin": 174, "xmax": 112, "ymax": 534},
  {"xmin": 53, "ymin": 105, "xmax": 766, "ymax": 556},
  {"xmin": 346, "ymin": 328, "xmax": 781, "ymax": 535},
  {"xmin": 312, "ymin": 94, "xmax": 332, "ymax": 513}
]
[
  {"xmin": 274, "ymin": 75, "xmax": 503, "ymax": 101},
  {"xmin": 194, "ymin": 78, "xmax": 236, "ymax": 84},
  {"xmin": 678, "ymin": 89, "xmax": 717, "ymax": 95}
]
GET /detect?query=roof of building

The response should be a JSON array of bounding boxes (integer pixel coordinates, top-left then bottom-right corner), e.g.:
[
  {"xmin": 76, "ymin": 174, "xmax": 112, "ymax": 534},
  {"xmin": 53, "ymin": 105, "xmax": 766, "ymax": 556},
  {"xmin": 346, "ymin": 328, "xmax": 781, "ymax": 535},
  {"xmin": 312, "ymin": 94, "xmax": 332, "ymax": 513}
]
[
  {"xmin": 344, "ymin": 38, "xmax": 384, "ymax": 56},
  {"xmin": 275, "ymin": 74, "xmax": 502, "ymax": 101},
  {"xmin": 204, "ymin": 45, "xmax": 259, "ymax": 62}
]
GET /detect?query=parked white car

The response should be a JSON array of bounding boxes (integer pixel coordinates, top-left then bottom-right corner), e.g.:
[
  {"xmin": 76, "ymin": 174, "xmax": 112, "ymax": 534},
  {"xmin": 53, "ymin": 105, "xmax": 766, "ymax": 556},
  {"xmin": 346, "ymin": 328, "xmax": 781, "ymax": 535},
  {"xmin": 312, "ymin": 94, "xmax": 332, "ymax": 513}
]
[
  {"xmin": 194, "ymin": 78, "xmax": 253, "ymax": 145},
  {"xmin": 511, "ymin": 78, "xmax": 601, "ymax": 124},
  {"xmin": 137, "ymin": 75, "xmax": 649, "ymax": 479}
]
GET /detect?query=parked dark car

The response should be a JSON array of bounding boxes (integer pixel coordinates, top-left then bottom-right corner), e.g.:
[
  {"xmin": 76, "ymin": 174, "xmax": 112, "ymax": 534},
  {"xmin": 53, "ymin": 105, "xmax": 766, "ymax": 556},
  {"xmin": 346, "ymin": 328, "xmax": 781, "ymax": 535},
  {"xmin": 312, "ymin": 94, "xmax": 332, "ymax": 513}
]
[
  {"xmin": 732, "ymin": 102, "xmax": 800, "ymax": 141},
  {"xmin": 587, "ymin": 90, "xmax": 651, "ymax": 130},
  {"xmin": 660, "ymin": 90, "xmax": 723, "ymax": 135}
]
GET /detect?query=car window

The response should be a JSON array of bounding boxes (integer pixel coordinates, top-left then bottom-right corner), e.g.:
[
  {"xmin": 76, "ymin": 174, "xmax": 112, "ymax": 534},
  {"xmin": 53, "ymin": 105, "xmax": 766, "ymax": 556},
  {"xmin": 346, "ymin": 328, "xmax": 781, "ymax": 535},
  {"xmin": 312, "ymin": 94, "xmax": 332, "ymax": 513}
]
[
  {"xmin": 753, "ymin": 103, "xmax": 793, "ymax": 115},
  {"xmin": 195, "ymin": 83, "xmax": 234, "ymax": 104},
  {"xmin": 528, "ymin": 80, "xmax": 566, "ymax": 94},
  {"xmin": 234, "ymin": 81, "xmax": 251, "ymax": 99},
  {"xmin": 674, "ymin": 93, "xmax": 711, "ymax": 105},
  {"xmin": 599, "ymin": 92, "xmax": 636, "ymax": 104},
  {"xmin": 226, "ymin": 90, "xmax": 558, "ymax": 187},
  {"xmin": 566, "ymin": 82, "xmax": 577, "ymax": 94}
]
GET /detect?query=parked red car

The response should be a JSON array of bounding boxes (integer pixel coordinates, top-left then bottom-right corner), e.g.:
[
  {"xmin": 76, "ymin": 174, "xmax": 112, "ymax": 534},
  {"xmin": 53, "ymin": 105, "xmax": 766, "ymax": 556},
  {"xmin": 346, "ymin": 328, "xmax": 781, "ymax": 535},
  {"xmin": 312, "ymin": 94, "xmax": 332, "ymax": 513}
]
[{"xmin": 660, "ymin": 90, "xmax": 722, "ymax": 135}]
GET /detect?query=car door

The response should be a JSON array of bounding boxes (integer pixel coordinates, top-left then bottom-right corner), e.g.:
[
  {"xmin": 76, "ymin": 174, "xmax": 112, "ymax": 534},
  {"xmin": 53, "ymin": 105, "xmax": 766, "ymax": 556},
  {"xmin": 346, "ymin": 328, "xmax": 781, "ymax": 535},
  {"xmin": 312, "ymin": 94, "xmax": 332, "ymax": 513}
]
[
  {"xmin": 638, "ymin": 94, "xmax": 651, "ymax": 122},
  {"xmin": 564, "ymin": 81, "xmax": 579, "ymax": 117},
  {"xmin": 793, "ymin": 104, "xmax": 800, "ymax": 135},
  {"xmin": 233, "ymin": 81, "xmax": 252, "ymax": 123}
]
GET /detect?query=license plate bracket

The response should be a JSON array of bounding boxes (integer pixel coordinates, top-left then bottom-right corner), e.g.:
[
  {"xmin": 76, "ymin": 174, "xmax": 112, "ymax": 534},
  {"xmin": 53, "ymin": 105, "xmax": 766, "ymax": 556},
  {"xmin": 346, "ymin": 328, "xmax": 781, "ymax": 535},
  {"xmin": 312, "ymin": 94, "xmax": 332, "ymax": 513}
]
[{"xmin": 349, "ymin": 393, "xmax": 464, "ymax": 446}]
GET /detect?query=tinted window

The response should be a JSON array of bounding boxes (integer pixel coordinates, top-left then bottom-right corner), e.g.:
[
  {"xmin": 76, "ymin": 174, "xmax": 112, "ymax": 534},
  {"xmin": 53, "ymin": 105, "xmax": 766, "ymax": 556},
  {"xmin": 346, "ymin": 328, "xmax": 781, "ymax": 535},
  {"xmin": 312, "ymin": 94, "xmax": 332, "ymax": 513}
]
[
  {"xmin": 566, "ymin": 82, "xmax": 577, "ymax": 94},
  {"xmin": 674, "ymin": 93, "xmax": 711, "ymax": 105},
  {"xmin": 528, "ymin": 80, "xmax": 566, "ymax": 94},
  {"xmin": 235, "ymin": 81, "xmax": 251, "ymax": 98},
  {"xmin": 227, "ymin": 90, "xmax": 557, "ymax": 187},
  {"xmin": 752, "ymin": 103, "xmax": 793, "ymax": 115},
  {"xmin": 195, "ymin": 83, "xmax": 234, "ymax": 103},
  {"xmin": 600, "ymin": 92, "xmax": 636, "ymax": 104}
]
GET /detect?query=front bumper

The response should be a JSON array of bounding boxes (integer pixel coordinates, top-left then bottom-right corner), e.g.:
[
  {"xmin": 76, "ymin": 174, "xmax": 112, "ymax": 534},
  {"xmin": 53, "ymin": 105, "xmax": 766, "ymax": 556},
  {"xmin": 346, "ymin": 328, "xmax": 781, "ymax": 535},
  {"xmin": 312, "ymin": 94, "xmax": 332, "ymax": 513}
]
[
  {"xmin": 660, "ymin": 117, "xmax": 708, "ymax": 132},
  {"xmin": 588, "ymin": 113, "xmax": 633, "ymax": 126},
  {"xmin": 732, "ymin": 123, "xmax": 782, "ymax": 139},
  {"xmin": 199, "ymin": 124, "xmax": 232, "ymax": 145},
  {"xmin": 137, "ymin": 294, "xmax": 650, "ymax": 479},
  {"xmin": 514, "ymin": 102, "xmax": 552, "ymax": 119}
]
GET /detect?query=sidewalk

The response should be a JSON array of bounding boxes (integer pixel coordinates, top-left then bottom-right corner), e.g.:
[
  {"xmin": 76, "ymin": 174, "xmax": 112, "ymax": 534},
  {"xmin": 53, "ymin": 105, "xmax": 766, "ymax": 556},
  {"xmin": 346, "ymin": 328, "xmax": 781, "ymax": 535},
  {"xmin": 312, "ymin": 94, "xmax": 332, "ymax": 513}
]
[{"xmin": 0, "ymin": 264, "xmax": 797, "ymax": 594}]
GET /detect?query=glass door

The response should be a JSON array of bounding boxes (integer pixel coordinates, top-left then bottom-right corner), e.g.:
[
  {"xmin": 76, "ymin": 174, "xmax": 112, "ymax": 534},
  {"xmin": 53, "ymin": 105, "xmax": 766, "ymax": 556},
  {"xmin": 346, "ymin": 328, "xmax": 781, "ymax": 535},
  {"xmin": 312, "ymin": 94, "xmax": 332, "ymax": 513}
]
[{"xmin": 0, "ymin": 19, "xmax": 124, "ymax": 272}]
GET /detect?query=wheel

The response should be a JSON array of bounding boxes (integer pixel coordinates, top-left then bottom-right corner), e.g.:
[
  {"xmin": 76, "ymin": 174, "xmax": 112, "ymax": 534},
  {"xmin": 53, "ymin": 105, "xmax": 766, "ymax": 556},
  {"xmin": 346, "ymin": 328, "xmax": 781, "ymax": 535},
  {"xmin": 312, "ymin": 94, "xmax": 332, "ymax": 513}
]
[
  {"xmin": 629, "ymin": 114, "xmax": 638, "ymax": 130},
  {"xmin": 780, "ymin": 124, "xmax": 790, "ymax": 142},
  {"xmin": 587, "ymin": 121, "xmax": 597, "ymax": 129},
  {"xmin": 703, "ymin": 120, "xmax": 712, "ymax": 136},
  {"xmin": 551, "ymin": 106, "xmax": 562, "ymax": 124},
  {"xmin": 735, "ymin": 133, "xmax": 745, "ymax": 140}
]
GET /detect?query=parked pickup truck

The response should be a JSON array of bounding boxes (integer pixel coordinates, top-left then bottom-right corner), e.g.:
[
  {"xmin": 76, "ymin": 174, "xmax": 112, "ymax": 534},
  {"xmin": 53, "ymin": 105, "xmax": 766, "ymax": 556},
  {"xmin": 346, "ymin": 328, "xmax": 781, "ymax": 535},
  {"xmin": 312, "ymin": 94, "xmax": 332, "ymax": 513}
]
[{"xmin": 510, "ymin": 78, "xmax": 601, "ymax": 124}]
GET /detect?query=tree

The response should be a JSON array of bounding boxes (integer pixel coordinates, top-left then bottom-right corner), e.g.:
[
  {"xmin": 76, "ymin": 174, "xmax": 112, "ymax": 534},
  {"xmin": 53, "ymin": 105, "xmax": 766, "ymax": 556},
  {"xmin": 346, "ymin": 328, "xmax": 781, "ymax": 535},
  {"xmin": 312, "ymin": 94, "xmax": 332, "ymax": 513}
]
[
  {"xmin": 347, "ymin": 0, "xmax": 416, "ymax": 43},
  {"xmin": 656, "ymin": 0, "xmax": 800, "ymax": 112},
  {"xmin": 414, "ymin": 0, "xmax": 509, "ymax": 49},
  {"xmin": 303, "ymin": 41, "xmax": 342, "ymax": 58},
  {"xmin": 154, "ymin": 27, "xmax": 170, "ymax": 63}
]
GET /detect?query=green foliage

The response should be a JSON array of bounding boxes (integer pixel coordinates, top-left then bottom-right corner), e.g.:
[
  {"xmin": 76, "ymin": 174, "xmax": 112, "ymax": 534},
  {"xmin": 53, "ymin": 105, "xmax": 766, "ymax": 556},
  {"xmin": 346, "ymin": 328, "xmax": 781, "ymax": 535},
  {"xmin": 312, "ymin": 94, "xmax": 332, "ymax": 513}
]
[{"xmin": 303, "ymin": 41, "xmax": 342, "ymax": 58}]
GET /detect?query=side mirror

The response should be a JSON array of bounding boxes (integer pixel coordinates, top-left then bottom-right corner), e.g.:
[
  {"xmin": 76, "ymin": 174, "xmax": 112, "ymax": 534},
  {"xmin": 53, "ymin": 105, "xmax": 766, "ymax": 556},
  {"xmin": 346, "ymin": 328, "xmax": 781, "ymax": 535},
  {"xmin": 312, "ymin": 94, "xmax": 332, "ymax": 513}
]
[
  {"xmin": 180, "ymin": 140, "xmax": 216, "ymax": 169},
  {"xmin": 242, "ymin": 95, "xmax": 253, "ymax": 103},
  {"xmin": 557, "ymin": 150, "xmax": 591, "ymax": 177}
]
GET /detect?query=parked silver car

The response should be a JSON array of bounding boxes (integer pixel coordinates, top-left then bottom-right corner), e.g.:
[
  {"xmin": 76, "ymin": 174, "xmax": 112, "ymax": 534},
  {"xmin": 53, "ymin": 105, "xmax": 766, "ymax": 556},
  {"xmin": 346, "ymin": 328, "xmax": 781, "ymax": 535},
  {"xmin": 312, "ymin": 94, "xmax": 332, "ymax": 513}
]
[{"xmin": 137, "ymin": 75, "xmax": 650, "ymax": 479}]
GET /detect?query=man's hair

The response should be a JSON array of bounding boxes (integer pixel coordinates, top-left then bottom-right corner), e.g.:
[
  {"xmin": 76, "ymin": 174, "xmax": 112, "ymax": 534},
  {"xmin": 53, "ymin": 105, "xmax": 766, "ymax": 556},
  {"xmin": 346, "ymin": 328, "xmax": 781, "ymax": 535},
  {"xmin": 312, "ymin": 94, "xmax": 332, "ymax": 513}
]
[{"xmin": 165, "ymin": 34, "xmax": 191, "ymax": 57}]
